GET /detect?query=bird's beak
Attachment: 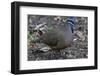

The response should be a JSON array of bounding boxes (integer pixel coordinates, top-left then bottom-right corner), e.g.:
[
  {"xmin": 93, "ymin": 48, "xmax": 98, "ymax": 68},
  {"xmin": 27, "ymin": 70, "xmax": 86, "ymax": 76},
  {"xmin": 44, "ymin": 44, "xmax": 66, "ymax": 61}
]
[{"xmin": 33, "ymin": 29, "xmax": 37, "ymax": 32}]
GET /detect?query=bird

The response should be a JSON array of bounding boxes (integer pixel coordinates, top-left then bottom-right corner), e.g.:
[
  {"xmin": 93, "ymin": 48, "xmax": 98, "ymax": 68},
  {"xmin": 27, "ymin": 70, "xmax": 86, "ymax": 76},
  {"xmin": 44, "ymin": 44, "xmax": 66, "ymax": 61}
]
[{"xmin": 33, "ymin": 17, "xmax": 76, "ymax": 50}]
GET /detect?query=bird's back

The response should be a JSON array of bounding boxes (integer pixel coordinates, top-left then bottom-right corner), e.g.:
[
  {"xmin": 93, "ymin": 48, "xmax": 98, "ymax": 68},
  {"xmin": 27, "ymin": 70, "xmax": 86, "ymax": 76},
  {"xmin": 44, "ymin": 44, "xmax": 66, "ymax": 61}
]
[{"xmin": 40, "ymin": 23, "xmax": 73, "ymax": 50}]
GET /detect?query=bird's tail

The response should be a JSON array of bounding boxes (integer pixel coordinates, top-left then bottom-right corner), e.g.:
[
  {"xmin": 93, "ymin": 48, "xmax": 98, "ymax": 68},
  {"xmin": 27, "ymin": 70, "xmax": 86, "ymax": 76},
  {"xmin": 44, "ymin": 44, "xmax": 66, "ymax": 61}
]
[{"xmin": 67, "ymin": 17, "xmax": 76, "ymax": 33}]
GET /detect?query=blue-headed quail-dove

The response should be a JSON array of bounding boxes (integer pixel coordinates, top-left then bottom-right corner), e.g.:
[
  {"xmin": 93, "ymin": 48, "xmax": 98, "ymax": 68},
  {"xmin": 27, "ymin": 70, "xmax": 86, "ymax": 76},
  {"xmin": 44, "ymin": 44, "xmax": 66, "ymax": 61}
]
[{"xmin": 34, "ymin": 17, "xmax": 76, "ymax": 50}]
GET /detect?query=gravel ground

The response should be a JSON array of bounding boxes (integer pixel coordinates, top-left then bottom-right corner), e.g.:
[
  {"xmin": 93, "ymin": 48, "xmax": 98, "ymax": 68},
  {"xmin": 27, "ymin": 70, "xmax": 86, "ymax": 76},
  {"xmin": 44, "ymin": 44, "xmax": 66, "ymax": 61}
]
[{"xmin": 28, "ymin": 36, "xmax": 88, "ymax": 61}]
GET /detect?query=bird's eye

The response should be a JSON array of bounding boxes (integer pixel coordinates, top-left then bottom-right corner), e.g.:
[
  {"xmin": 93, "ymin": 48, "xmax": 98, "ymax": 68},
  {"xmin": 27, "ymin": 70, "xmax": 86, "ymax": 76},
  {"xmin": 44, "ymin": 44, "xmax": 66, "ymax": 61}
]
[{"xmin": 38, "ymin": 30, "xmax": 43, "ymax": 36}]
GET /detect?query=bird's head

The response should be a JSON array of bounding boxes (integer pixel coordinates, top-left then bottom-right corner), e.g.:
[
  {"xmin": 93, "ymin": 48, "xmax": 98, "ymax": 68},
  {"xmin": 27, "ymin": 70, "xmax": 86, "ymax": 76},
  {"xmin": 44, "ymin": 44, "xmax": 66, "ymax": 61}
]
[{"xmin": 33, "ymin": 23, "xmax": 48, "ymax": 37}]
